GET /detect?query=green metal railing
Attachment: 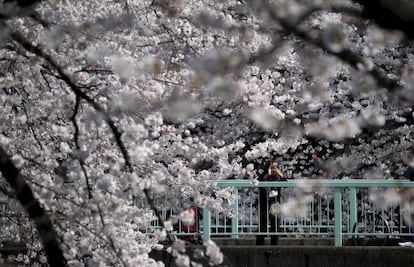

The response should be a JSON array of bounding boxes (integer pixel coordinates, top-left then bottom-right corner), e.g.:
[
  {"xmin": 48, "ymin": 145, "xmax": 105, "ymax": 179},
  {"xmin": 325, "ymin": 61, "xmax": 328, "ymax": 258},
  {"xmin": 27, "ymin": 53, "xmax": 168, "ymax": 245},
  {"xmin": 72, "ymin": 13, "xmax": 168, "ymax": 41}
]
[
  {"xmin": 202, "ymin": 179, "xmax": 414, "ymax": 246},
  {"xmin": 1, "ymin": 180, "xmax": 412, "ymax": 247}
]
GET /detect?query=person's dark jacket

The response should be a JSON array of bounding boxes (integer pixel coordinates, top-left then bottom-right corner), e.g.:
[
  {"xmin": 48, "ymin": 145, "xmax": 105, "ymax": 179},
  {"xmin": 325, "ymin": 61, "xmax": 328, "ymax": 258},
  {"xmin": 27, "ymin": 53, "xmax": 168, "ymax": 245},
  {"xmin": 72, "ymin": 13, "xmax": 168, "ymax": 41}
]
[{"xmin": 404, "ymin": 166, "xmax": 414, "ymax": 181}]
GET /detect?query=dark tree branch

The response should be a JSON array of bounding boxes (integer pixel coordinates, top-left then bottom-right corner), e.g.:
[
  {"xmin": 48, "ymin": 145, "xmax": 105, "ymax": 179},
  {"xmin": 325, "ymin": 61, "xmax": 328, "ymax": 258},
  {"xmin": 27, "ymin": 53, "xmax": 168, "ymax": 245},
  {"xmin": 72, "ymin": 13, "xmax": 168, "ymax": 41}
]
[
  {"xmin": 70, "ymin": 96, "xmax": 93, "ymax": 199},
  {"xmin": 0, "ymin": 0, "xmax": 40, "ymax": 21},
  {"xmin": 4, "ymin": 0, "xmax": 40, "ymax": 8},
  {"xmin": 29, "ymin": 11, "xmax": 49, "ymax": 27},
  {"xmin": 0, "ymin": 146, "xmax": 67, "ymax": 267},
  {"xmin": 8, "ymin": 26, "xmax": 176, "ymax": 245},
  {"xmin": 71, "ymin": 96, "xmax": 81, "ymax": 150},
  {"xmin": 267, "ymin": 7, "xmax": 402, "ymax": 93},
  {"xmin": 353, "ymin": 0, "xmax": 414, "ymax": 39},
  {"xmin": 0, "ymin": 182, "xmax": 14, "ymax": 198},
  {"xmin": 9, "ymin": 30, "xmax": 132, "ymax": 171}
]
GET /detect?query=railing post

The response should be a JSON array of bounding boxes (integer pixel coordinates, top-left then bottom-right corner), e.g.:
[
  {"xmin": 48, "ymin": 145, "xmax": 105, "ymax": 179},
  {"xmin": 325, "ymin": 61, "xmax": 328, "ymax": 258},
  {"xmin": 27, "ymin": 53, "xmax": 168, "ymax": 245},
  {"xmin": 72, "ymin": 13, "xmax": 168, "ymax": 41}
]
[
  {"xmin": 231, "ymin": 187, "xmax": 239, "ymax": 238},
  {"xmin": 349, "ymin": 187, "xmax": 357, "ymax": 234},
  {"xmin": 203, "ymin": 207, "xmax": 211, "ymax": 243},
  {"xmin": 334, "ymin": 187, "xmax": 342, "ymax": 247}
]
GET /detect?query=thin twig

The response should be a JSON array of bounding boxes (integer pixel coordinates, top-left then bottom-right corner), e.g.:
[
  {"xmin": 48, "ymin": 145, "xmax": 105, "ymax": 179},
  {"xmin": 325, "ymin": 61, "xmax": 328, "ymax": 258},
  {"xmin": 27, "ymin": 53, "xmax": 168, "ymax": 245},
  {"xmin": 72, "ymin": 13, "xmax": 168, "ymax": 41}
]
[{"xmin": 70, "ymin": 96, "xmax": 93, "ymax": 199}]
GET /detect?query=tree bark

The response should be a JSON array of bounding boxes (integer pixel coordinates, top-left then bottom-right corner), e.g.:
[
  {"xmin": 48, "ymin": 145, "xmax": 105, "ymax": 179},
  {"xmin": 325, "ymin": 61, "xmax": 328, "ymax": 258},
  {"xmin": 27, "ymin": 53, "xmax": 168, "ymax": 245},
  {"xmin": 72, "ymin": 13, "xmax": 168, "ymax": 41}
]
[{"xmin": 0, "ymin": 146, "xmax": 67, "ymax": 267}]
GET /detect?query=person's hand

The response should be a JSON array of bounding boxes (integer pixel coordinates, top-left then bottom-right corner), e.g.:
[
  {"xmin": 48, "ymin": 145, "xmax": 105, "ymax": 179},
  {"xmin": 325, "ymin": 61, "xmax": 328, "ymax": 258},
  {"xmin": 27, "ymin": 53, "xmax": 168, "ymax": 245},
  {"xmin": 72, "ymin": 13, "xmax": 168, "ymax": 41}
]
[{"xmin": 268, "ymin": 166, "xmax": 272, "ymax": 176}]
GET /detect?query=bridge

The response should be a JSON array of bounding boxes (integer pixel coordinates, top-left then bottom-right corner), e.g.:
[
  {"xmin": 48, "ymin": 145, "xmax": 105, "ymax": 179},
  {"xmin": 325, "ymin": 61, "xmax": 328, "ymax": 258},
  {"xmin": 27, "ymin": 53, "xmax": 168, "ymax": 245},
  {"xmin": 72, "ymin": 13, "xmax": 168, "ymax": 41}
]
[
  {"xmin": 2, "ymin": 179, "xmax": 407, "ymax": 246},
  {"xmin": 1, "ymin": 179, "xmax": 414, "ymax": 266},
  {"xmin": 136, "ymin": 179, "xmax": 414, "ymax": 247}
]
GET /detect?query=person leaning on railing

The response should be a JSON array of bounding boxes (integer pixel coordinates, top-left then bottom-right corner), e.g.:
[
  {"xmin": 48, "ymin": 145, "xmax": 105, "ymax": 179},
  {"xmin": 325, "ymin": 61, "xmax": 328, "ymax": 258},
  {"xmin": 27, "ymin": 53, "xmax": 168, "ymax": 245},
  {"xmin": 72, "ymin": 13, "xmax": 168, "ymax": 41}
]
[
  {"xmin": 399, "ymin": 157, "xmax": 414, "ymax": 247},
  {"xmin": 256, "ymin": 161, "xmax": 287, "ymax": 245}
]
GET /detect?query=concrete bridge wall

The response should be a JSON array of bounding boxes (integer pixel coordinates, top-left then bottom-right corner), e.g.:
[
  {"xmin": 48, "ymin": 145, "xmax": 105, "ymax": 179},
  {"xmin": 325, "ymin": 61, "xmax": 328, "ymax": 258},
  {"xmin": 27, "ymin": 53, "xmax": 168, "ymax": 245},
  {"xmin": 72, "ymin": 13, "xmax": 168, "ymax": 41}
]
[
  {"xmin": 151, "ymin": 246, "xmax": 414, "ymax": 267},
  {"xmin": 2, "ymin": 243, "xmax": 414, "ymax": 267},
  {"xmin": 220, "ymin": 246, "xmax": 414, "ymax": 267}
]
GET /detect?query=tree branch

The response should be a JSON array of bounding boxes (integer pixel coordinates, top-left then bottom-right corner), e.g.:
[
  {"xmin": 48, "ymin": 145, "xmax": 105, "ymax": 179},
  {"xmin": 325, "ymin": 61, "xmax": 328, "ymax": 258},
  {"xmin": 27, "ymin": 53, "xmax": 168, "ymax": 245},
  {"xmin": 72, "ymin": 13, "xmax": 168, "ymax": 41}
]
[
  {"xmin": 353, "ymin": 0, "xmax": 414, "ymax": 39},
  {"xmin": 0, "ymin": 146, "xmax": 67, "ymax": 267},
  {"xmin": 8, "ymin": 25, "xmax": 176, "ymax": 247},
  {"xmin": 4, "ymin": 0, "xmax": 40, "ymax": 8},
  {"xmin": 9, "ymin": 30, "xmax": 133, "ymax": 171},
  {"xmin": 263, "ymin": 2, "xmax": 402, "ymax": 94},
  {"xmin": 70, "ymin": 96, "xmax": 93, "ymax": 199}
]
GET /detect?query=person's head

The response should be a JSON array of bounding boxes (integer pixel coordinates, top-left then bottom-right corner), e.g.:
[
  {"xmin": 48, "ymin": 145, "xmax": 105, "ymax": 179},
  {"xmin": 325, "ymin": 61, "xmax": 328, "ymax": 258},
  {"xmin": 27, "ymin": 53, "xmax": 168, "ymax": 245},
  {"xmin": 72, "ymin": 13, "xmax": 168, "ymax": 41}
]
[
  {"xmin": 408, "ymin": 155, "xmax": 414, "ymax": 167},
  {"xmin": 268, "ymin": 161, "xmax": 279, "ymax": 174}
]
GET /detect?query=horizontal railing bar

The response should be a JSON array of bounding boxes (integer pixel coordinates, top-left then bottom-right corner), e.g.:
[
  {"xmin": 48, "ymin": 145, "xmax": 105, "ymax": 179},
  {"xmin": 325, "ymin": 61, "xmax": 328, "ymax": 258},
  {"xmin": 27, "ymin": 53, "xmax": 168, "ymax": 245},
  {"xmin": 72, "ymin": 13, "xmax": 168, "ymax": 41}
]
[
  {"xmin": 212, "ymin": 225, "xmax": 336, "ymax": 229},
  {"xmin": 345, "ymin": 233, "xmax": 392, "ymax": 237},
  {"xmin": 211, "ymin": 232, "xmax": 336, "ymax": 236},
  {"xmin": 146, "ymin": 233, "xmax": 202, "ymax": 236}
]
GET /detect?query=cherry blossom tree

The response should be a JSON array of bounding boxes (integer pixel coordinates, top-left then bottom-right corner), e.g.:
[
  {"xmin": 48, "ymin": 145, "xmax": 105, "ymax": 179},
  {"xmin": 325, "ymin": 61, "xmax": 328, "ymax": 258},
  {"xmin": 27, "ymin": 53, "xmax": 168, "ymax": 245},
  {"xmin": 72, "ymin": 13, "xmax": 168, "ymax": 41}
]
[{"xmin": 1, "ymin": 0, "xmax": 413, "ymax": 266}]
